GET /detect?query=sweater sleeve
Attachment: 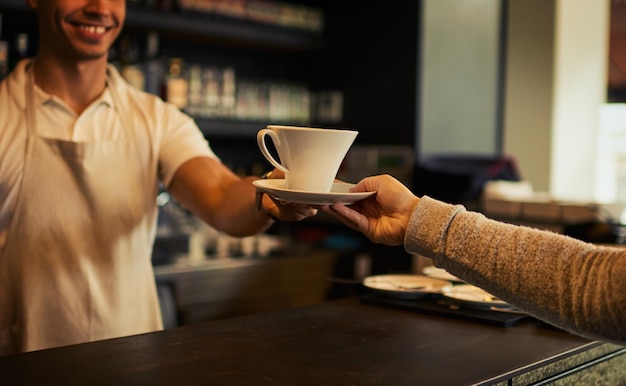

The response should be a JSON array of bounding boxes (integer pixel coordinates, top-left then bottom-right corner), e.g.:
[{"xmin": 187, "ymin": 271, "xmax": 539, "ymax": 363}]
[{"xmin": 404, "ymin": 196, "xmax": 626, "ymax": 345}]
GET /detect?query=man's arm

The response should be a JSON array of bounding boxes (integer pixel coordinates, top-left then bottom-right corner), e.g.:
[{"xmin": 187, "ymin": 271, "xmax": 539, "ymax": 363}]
[{"xmin": 167, "ymin": 156, "xmax": 315, "ymax": 237}]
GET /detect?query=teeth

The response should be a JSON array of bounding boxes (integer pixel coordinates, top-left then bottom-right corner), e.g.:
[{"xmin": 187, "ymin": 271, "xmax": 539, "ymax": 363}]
[{"xmin": 79, "ymin": 25, "xmax": 106, "ymax": 34}]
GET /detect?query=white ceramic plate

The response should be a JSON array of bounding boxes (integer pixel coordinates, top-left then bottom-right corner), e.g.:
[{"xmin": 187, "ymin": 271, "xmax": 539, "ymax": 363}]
[
  {"xmin": 422, "ymin": 266, "xmax": 463, "ymax": 282},
  {"xmin": 253, "ymin": 179, "xmax": 375, "ymax": 205},
  {"xmin": 363, "ymin": 274, "xmax": 453, "ymax": 299},
  {"xmin": 442, "ymin": 284, "xmax": 512, "ymax": 310}
]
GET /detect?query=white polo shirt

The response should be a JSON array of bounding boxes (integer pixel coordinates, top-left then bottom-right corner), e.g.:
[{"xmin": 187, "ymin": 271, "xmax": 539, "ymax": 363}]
[{"xmin": 0, "ymin": 59, "xmax": 217, "ymax": 252}]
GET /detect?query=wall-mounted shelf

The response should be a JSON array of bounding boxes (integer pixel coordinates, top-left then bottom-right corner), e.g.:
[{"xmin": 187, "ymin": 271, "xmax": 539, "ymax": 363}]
[
  {"xmin": 195, "ymin": 118, "xmax": 264, "ymax": 137},
  {"xmin": 194, "ymin": 118, "xmax": 312, "ymax": 138},
  {"xmin": 0, "ymin": 0, "xmax": 317, "ymax": 142},
  {"xmin": 2, "ymin": 0, "xmax": 423, "ymax": 147},
  {"xmin": 125, "ymin": 9, "xmax": 324, "ymax": 51}
]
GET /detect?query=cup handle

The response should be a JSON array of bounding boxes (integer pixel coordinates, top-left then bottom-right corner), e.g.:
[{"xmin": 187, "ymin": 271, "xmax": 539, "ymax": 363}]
[{"xmin": 257, "ymin": 129, "xmax": 289, "ymax": 174}]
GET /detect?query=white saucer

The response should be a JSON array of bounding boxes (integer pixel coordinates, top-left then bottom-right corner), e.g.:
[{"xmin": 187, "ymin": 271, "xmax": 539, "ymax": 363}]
[
  {"xmin": 363, "ymin": 274, "xmax": 452, "ymax": 300},
  {"xmin": 253, "ymin": 179, "xmax": 375, "ymax": 205},
  {"xmin": 422, "ymin": 265, "xmax": 463, "ymax": 282},
  {"xmin": 442, "ymin": 284, "xmax": 512, "ymax": 310}
]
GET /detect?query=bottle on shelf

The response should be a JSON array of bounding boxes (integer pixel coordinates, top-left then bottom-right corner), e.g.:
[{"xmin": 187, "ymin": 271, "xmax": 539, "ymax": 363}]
[
  {"xmin": 142, "ymin": 31, "xmax": 166, "ymax": 97},
  {"xmin": 118, "ymin": 35, "xmax": 146, "ymax": 90},
  {"xmin": 164, "ymin": 57, "xmax": 189, "ymax": 110},
  {"xmin": 186, "ymin": 63, "xmax": 203, "ymax": 116},
  {"xmin": 201, "ymin": 66, "xmax": 221, "ymax": 117},
  {"xmin": 220, "ymin": 67, "xmax": 236, "ymax": 118}
]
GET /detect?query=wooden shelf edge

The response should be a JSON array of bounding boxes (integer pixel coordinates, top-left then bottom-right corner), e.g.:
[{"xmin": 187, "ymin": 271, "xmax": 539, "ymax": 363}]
[{"xmin": 125, "ymin": 9, "xmax": 324, "ymax": 51}]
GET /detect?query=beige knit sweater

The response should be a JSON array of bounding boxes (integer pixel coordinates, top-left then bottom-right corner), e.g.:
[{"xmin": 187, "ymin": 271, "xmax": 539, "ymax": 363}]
[{"xmin": 405, "ymin": 196, "xmax": 626, "ymax": 345}]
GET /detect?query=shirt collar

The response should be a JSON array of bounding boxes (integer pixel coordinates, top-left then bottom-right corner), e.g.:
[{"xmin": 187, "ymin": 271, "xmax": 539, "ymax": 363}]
[{"xmin": 7, "ymin": 58, "xmax": 115, "ymax": 113}]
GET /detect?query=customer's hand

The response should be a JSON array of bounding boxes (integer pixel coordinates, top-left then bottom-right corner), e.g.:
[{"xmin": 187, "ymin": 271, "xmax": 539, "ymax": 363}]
[{"xmin": 320, "ymin": 174, "xmax": 420, "ymax": 246}]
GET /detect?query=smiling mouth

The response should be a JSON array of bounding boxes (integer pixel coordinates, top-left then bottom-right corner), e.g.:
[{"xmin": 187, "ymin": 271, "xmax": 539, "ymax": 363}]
[
  {"xmin": 70, "ymin": 22, "xmax": 113, "ymax": 36},
  {"xmin": 78, "ymin": 24, "xmax": 108, "ymax": 34}
]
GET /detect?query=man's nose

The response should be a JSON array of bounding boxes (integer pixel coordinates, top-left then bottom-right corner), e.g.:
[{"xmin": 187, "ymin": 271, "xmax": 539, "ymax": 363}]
[{"xmin": 83, "ymin": 0, "xmax": 112, "ymax": 15}]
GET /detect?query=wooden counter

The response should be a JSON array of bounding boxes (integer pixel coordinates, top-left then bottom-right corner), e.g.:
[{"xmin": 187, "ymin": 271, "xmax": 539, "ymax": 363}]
[
  {"xmin": 154, "ymin": 250, "xmax": 341, "ymax": 325},
  {"xmin": 1, "ymin": 298, "xmax": 624, "ymax": 385}
]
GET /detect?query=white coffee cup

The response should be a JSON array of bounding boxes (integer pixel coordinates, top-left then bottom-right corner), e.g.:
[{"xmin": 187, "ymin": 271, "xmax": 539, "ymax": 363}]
[{"xmin": 257, "ymin": 125, "xmax": 358, "ymax": 192}]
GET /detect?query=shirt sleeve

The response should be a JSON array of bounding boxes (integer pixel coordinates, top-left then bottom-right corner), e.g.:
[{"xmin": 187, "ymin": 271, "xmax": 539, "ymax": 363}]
[
  {"xmin": 105, "ymin": 64, "xmax": 220, "ymax": 188},
  {"xmin": 157, "ymin": 102, "xmax": 218, "ymax": 187},
  {"xmin": 405, "ymin": 195, "xmax": 626, "ymax": 345}
]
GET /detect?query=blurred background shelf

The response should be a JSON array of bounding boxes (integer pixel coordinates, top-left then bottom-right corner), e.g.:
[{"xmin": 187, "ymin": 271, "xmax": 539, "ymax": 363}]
[
  {"xmin": 195, "ymin": 118, "xmax": 264, "ymax": 137},
  {"xmin": 0, "ymin": 0, "xmax": 324, "ymax": 51},
  {"xmin": 125, "ymin": 8, "xmax": 324, "ymax": 51}
]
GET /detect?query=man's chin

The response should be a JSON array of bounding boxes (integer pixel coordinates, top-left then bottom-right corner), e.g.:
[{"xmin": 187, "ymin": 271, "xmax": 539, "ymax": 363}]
[{"xmin": 66, "ymin": 50, "xmax": 109, "ymax": 62}]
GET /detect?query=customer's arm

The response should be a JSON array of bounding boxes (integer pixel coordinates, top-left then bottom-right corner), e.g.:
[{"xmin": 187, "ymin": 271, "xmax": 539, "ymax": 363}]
[
  {"xmin": 322, "ymin": 174, "xmax": 626, "ymax": 344},
  {"xmin": 408, "ymin": 196, "xmax": 626, "ymax": 344}
]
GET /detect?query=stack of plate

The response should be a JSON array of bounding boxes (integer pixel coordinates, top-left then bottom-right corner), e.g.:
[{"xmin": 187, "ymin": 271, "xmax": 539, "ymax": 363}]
[
  {"xmin": 363, "ymin": 271, "xmax": 521, "ymax": 312},
  {"xmin": 441, "ymin": 284, "xmax": 514, "ymax": 311},
  {"xmin": 421, "ymin": 266, "xmax": 463, "ymax": 282},
  {"xmin": 362, "ymin": 274, "xmax": 452, "ymax": 300}
]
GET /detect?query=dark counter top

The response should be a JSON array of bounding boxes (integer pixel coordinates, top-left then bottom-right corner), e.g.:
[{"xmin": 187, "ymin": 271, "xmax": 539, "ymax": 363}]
[{"xmin": 1, "ymin": 297, "xmax": 623, "ymax": 385}]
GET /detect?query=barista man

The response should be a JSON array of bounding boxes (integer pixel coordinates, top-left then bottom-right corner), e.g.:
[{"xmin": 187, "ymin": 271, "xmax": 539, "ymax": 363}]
[{"xmin": 0, "ymin": 0, "xmax": 315, "ymax": 355}]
